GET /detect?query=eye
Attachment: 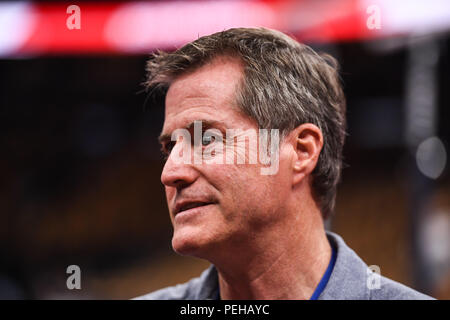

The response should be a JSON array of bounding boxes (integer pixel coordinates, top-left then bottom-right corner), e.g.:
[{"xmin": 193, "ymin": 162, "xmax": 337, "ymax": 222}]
[
  {"xmin": 161, "ymin": 141, "xmax": 175, "ymax": 159},
  {"xmin": 166, "ymin": 141, "xmax": 175, "ymax": 152},
  {"xmin": 202, "ymin": 134, "xmax": 215, "ymax": 146}
]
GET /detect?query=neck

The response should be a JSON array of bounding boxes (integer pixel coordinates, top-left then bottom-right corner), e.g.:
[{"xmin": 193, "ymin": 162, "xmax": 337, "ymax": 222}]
[{"xmin": 212, "ymin": 195, "xmax": 332, "ymax": 300}]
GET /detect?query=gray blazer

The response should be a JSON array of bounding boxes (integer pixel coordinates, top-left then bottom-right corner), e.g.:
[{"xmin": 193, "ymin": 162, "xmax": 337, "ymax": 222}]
[{"xmin": 135, "ymin": 232, "xmax": 434, "ymax": 300}]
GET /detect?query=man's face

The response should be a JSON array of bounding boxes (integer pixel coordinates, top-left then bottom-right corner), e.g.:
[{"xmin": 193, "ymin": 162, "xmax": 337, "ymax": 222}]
[{"xmin": 159, "ymin": 57, "xmax": 291, "ymax": 257}]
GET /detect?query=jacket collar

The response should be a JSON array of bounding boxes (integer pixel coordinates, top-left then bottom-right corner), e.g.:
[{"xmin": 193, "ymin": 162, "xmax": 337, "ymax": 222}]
[{"xmin": 319, "ymin": 231, "xmax": 370, "ymax": 300}]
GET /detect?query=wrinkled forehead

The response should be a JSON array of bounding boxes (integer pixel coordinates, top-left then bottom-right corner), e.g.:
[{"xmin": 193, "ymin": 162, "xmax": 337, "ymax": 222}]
[
  {"xmin": 166, "ymin": 57, "xmax": 243, "ymax": 109},
  {"xmin": 162, "ymin": 57, "xmax": 246, "ymax": 132}
]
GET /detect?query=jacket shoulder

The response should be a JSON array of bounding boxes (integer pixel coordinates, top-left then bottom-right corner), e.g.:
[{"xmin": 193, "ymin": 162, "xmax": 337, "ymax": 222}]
[
  {"xmin": 322, "ymin": 232, "xmax": 435, "ymax": 300},
  {"xmin": 369, "ymin": 275, "xmax": 434, "ymax": 300},
  {"xmin": 132, "ymin": 265, "xmax": 218, "ymax": 300},
  {"xmin": 133, "ymin": 281, "xmax": 194, "ymax": 300}
]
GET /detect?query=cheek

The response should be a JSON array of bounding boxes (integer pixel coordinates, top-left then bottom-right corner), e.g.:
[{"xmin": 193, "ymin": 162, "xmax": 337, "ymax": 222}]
[
  {"xmin": 233, "ymin": 164, "xmax": 288, "ymax": 210},
  {"xmin": 220, "ymin": 165, "xmax": 271, "ymax": 205},
  {"xmin": 199, "ymin": 158, "xmax": 284, "ymax": 208}
]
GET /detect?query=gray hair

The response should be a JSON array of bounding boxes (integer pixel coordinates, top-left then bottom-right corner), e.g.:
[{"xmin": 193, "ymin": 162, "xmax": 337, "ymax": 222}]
[{"xmin": 145, "ymin": 27, "xmax": 346, "ymax": 219}]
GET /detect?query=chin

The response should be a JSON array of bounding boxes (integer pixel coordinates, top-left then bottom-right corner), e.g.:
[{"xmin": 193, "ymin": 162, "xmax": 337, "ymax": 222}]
[
  {"xmin": 172, "ymin": 232, "xmax": 206, "ymax": 257},
  {"xmin": 171, "ymin": 229, "xmax": 216, "ymax": 258}
]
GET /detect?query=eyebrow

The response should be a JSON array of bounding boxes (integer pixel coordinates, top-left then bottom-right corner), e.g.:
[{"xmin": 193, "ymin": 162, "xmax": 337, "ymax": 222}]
[{"xmin": 158, "ymin": 119, "xmax": 226, "ymax": 144}]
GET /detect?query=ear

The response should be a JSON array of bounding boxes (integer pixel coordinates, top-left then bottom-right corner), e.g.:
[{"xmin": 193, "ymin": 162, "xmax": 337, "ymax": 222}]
[{"xmin": 291, "ymin": 123, "xmax": 323, "ymax": 186}]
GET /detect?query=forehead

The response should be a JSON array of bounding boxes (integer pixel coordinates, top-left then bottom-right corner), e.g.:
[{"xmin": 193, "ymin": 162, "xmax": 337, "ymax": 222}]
[{"xmin": 162, "ymin": 57, "xmax": 246, "ymax": 133}]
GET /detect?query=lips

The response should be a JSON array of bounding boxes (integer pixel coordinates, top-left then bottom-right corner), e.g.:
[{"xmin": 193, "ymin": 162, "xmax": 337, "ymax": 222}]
[{"xmin": 174, "ymin": 201, "xmax": 215, "ymax": 215}]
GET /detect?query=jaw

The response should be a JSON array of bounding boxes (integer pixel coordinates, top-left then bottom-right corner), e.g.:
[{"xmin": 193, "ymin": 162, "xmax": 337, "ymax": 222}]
[
  {"xmin": 171, "ymin": 214, "xmax": 239, "ymax": 260},
  {"xmin": 171, "ymin": 226, "xmax": 217, "ymax": 258}
]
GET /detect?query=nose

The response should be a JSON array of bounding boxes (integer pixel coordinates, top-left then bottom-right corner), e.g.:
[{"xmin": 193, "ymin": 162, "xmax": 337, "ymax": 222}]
[{"xmin": 161, "ymin": 147, "xmax": 198, "ymax": 189}]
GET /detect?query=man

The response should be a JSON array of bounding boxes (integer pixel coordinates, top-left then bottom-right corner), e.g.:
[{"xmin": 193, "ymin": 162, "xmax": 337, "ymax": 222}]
[{"xmin": 136, "ymin": 28, "xmax": 432, "ymax": 300}]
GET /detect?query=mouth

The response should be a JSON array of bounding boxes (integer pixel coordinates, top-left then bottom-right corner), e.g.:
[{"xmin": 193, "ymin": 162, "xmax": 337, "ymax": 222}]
[{"xmin": 174, "ymin": 201, "xmax": 215, "ymax": 216}]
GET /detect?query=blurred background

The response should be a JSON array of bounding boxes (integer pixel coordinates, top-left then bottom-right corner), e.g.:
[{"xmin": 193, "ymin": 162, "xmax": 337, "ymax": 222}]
[{"xmin": 1, "ymin": 0, "xmax": 449, "ymax": 299}]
